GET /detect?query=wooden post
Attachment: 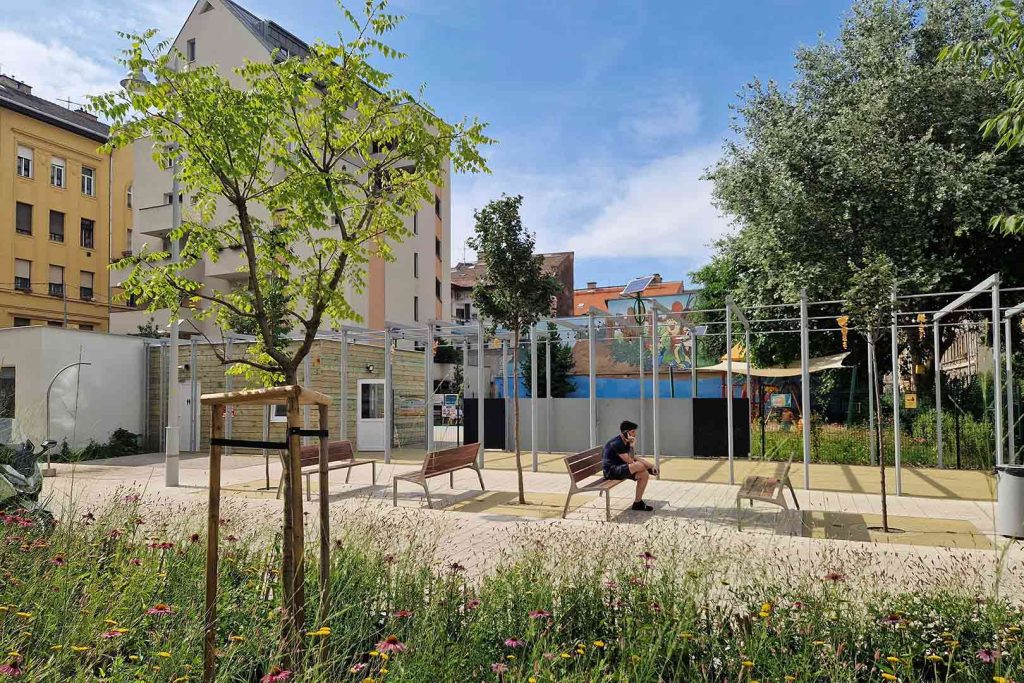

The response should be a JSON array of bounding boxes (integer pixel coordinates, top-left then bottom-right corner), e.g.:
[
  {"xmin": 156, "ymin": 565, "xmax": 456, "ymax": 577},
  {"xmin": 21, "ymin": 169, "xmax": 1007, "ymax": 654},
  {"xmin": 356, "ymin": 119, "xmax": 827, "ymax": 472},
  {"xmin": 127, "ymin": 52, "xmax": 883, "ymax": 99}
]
[
  {"xmin": 317, "ymin": 403, "xmax": 331, "ymax": 625},
  {"xmin": 286, "ymin": 394, "xmax": 306, "ymax": 663},
  {"xmin": 203, "ymin": 404, "xmax": 225, "ymax": 683}
]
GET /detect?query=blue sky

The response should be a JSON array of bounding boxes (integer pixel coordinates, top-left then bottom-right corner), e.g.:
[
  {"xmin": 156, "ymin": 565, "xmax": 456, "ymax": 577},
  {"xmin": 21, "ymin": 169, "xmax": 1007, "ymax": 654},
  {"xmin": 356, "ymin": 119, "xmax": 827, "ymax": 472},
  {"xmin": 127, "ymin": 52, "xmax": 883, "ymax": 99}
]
[{"xmin": 0, "ymin": 0, "xmax": 849, "ymax": 288}]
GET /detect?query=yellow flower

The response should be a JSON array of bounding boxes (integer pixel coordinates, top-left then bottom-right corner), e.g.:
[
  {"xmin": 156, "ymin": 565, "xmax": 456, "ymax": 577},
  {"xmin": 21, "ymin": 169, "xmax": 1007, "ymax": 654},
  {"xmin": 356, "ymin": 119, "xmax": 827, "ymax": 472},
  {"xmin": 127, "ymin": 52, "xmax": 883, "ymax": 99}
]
[
  {"xmin": 380, "ymin": 653, "xmax": 389, "ymax": 661},
  {"xmin": 1008, "ymin": 626, "xmax": 1021, "ymax": 633},
  {"xmin": 812, "ymin": 640, "xmax": 826, "ymax": 646},
  {"xmin": 926, "ymin": 654, "xmax": 942, "ymax": 662},
  {"xmin": 761, "ymin": 602, "xmax": 772, "ymax": 612},
  {"xmin": 785, "ymin": 677, "xmax": 797, "ymax": 682},
  {"xmin": 129, "ymin": 655, "xmax": 140, "ymax": 661},
  {"xmin": 742, "ymin": 660, "xmax": 754, "ymax": 667},
  {"xmin": 156, "ymin": 651, "xmax": 172, "ymax": 658},
  {"xmin": 369, "ymin": 650, "xmax": 380, "ymax": 658},
  {"xmin": 886, "ymin": 656, "xmax": 901, "ymax": 664},
  {"xmin": 362, "ymin": 678, "xmax": 376, "ymax": 683},
  {"xmin": 593, "ymin": 640, "xmax": 606, "ymax": 648},
  {"xmin": 71, "ymin": 646, "xmax": 89, "ymax": 653},
  {"xmin": 15, "ymin": 612, "xmax": 31, "ymax": 619},
  {"xmin": 104, "ymin": 619, "xmax": 118, "ymax": 626},
  {"xmin": 881, "ymin": 675, "xmax": 897, "ymax": 682},
  {"xmin": 562, "ymin": 653, "xmax": 571, "ymax": 659},
  {"xmin": 50, "ymin": 645, "xmax": 63, "ymax": 652},
  {"xmin": 529, "ymin": 678, "xmax": 538, "ymax": 683},
  {"xmin": 171, "ymin": 677, "xmax": 189, "ymax": 683},
  {"xmin": 380, "ymin": 669, "xmax": 388, "ymax": 674},
  {"xmin": 6, "ymin": 652, "xmax": 19, "ymax": 658},
  {"xmin": 228, "ymin": 635, "xmax": 245, "ymax": 642},
  {"xmin": 759, "ymin": 611, "xmax": 771, "ymax": 618},
  {"xmin": 679, "ymin": 632, "xmax": 693, "ymax": 640},
  {"xmin": 507, "ymin": 655, "xmax": 515, "ymax": 660},
  {"xmin": 994, "ymin": 677, "xmax": 1009, "ymax": 683}
]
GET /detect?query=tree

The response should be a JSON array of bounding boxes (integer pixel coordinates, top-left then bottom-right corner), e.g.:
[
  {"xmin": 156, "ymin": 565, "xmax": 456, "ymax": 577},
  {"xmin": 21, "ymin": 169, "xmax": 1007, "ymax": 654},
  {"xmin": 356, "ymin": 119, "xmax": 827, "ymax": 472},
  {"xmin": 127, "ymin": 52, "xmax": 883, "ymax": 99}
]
[
  {"xmin": 91, "ymin": 1, "xmax": 491, "ymax": 669},
  {"xmin": 942, "ymin": 0, "xmax": 1024, "ymax": 234},
  {"xmin": 843, "ymin": 254, "xmax": 897, "ymax": 532},
  {"xmin": 520, "ymin": 322, "xmax": 576, "ymax": 398},
  {"xmin": 468, "ymin": 195, "xmax": 560, "ymax": 504},
  {"xmin": 694, "ymin": 0, "xmax": 1024, "ymax": 369}
]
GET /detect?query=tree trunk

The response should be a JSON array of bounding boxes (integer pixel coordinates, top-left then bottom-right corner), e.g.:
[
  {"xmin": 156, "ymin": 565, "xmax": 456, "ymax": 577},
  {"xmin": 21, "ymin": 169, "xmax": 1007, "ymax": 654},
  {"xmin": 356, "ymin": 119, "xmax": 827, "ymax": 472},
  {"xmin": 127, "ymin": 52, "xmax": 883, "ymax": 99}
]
[
  {"xmin": 280, "ymin": 371, "xmax": 305, "ymax": 669},
  {"xmin": 870, "ymin": 338, "xmax": 889, "ymax": 533},
  {"xmin": 512, "ymin": 330, "xmax": 526, "ymax": 505}
]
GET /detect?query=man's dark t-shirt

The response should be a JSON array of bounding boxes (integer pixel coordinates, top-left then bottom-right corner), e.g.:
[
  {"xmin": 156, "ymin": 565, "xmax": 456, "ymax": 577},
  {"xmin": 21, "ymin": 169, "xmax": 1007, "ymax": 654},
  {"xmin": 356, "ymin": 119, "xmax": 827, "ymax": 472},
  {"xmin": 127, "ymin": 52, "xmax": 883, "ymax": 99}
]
[{"xmin": 602, "ymin": 434, "xmax": 631, "ymax": 478}]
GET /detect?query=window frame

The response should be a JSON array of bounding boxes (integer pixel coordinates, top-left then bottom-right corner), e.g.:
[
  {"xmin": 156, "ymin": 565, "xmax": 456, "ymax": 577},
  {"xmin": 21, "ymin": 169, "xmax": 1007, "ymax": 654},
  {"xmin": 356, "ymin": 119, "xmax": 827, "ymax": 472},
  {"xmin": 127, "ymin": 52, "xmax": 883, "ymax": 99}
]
[
  {"xmin": 50, "ymin": 157, "xmax": 66, "ymax": 188},
  {"xmin": 413, "ymin": 252, "xmax": 419, "ymax": 278},
  {"xmin": 270, "ymin": 404, "xmax": 288, "ymax": 423},
  {"xmin": 15, "ymin": 202, "xmax": 32, "ymax": 235},
  {"xmin": 12, "ymin": 317, "xmax": 30, "ymax": 328},
  {"xmin": 48, "ymin": 265, "xmax": 64, "ymax": 298},
  {"xmin": 186, "ymin": 38, "xmax": 196, "ymax": 62},
  {"xmin": 14, "ymin": 259, "xmax": 31, "ymax": 292},
  {"xmin": 80, "ymin": 218, "xmax": 95, "ymax": 249},
  {"xmin": 80, "ymin": 271, "xmax": 94, "ymax": 301},
  {"xmin": 413, "ymin": 295, "xmax": 419, "ymax": 322},
  {"xmin": 49, "ymin": 210, "xmax": 65, "ymax": 242},
  {"xmin": 16, "ymin": 146, "xmax": 32, "ymax": 179},
  {"xmin": 81, "ymin": 166, "xmax": 95, "ymax": 197}
]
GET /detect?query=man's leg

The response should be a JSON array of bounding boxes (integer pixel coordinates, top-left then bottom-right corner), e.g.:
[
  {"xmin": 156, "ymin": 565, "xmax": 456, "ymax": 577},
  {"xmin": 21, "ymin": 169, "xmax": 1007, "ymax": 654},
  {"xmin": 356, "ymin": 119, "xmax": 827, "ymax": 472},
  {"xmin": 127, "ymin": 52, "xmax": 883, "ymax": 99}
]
[
  {"xmin": 634, "ymin": 457, "xmax": 659, "ymax": 476},
  {"xmin": 628, "ymin": 462, "xmax": 650, "ymax": 501}
]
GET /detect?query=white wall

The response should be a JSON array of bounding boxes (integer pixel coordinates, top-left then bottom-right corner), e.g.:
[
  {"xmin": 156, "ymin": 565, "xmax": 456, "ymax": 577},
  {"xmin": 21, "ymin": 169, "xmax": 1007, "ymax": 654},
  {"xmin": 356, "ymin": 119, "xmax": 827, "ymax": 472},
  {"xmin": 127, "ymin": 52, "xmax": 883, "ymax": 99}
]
[{"xmin": 0, "ymin": 327, "xmax": 146, "ymax": 448}]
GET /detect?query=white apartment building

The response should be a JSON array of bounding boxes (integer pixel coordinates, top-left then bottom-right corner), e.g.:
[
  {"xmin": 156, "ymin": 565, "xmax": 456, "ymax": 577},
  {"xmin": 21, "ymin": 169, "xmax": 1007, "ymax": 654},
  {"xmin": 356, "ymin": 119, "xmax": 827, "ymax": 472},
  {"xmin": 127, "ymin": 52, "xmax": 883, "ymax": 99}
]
[{"xmin": 110, "ymin": 0, "xmax": 452, "ymax": 339}]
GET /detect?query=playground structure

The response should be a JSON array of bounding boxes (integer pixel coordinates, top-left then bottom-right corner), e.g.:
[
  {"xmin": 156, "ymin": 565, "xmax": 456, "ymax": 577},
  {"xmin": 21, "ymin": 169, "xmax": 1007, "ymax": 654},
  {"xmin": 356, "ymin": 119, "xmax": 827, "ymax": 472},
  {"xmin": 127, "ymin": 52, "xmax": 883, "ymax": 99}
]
[{"xmin": 128, "ymin": 275, "xmax": 1023, "ymax": 498}]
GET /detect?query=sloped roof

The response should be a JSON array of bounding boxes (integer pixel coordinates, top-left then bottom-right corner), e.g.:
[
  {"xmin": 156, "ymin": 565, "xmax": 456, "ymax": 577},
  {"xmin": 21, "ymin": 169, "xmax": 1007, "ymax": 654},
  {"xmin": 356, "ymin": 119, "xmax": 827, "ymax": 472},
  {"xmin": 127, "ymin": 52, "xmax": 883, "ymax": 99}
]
[
  {"xmin": 573, "ymin": 280, "xmax": 684, "ymax": 313},
  {"xmin": 451, "ymin": 252, "xmax": 573, "ymax": 289},
  {"xmin": 0, "ymin": 79, "xmax": 109, "ymax": 143},
  {"xmin": 222, "ymin": 0, "xmax": 310, "ymax": 58}
]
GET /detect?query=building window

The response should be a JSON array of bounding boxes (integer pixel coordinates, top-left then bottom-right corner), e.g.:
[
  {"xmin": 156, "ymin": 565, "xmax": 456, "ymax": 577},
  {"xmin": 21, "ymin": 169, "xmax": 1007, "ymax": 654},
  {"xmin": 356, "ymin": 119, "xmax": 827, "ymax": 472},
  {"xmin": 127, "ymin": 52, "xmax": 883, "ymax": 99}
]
[
  {"xmin": 81, "ymin": 166, "xmax": 95, "ymax": 196},
  {"xmin": 50, "ymin": 157, "xmax": 66, "ymax": 188},
  {"xmin": 271, "ymin": 404, "xmax": 287, "ymax": 423},
  {"xmin": 16, "ymin": 146, "xmax": 32, "ymax": 178},
  {"xmin": 79, "ymin": 324, "xmax": 94, "ymax": 331},
  {"xmin": 15, "ymin": 202, "xmax": 32, "ymax": 235},
  {"xmin": 80, "ymin": 218, "xmax": 95, "ymax": 248},
  {"xmin": 0, "ymin": 367, "xmax": 14, "ymax": 420},
  {"xmin": 163, "ymin": 192, "xmax": 183, "ymax": 205},
  {"xmin": 14, "ymin": 260, "xmax": 31, "ymax": 291},
  {"xmin": 127, "ymin": 184, "xmax": 133, "ymax": 208},
  {"xmin": 80, "ymin": 271, "xmax": 94, "ymax": 301},
  {"xmin": 47, "ymin": 321, "xmax": 63, "ymax": 328},
  {"xmin": 13, "ymin": 317, "xmax": 30, "ymax": 327},
  {"xmin": 413, "ymin": 252, "xmax": 419, "ymax": 278},
  {"xmin": 435, "ymin": 237, "xmax": 441, "ymax": 259},
  {"xmin": 186, "ymin": 38, "xmax": 196, "ymax": 62},
  {"xmin": 49, "ymin": 265, "xmax": 64, "ymax": 298},
  {"xmin": 435, "ymin": 277, "xmax": 442, "ymax": 301},
  {"xmin": 413, "ymin": 295, "xmax": 419, "ymax": 322},
  {"xmin": 49, "ymin": 211, "xmax": 65, "ymax": 242},
  {"xmin": 412, "ymin": 212, "xmax": 418, "ymax": 235},
  {"xmin": 434, "ymin": 195, "xmax": 441, "ymax": 218}
]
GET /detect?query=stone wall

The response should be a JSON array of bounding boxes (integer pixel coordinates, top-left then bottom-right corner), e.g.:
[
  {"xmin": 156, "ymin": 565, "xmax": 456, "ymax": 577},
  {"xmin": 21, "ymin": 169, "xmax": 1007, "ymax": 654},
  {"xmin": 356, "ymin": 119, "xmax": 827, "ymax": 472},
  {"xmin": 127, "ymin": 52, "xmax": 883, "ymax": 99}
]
[{"xmin": 146, "ymin": 339, "xmax": 427, "ymax": 454}]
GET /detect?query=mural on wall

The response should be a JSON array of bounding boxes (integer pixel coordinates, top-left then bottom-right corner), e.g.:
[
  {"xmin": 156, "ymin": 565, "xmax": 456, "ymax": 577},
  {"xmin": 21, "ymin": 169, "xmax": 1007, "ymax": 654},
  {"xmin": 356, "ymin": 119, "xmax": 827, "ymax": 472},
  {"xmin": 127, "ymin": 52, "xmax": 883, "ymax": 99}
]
[{"xmin": 573, "ymin": 293, "xmax": 700, "ymax": 375}]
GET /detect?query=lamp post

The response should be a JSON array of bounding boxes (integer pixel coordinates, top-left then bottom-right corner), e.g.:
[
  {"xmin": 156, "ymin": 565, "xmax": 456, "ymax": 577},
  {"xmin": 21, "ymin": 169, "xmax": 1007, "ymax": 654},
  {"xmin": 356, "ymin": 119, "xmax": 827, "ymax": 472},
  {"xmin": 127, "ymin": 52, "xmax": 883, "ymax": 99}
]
[
  {"xmin": 43, "ymin": 361, "xmax": 91, "ymax": 477},
  {"xmin": 120, "ymin": 69, "xmax": 181, "ymax": 486}
]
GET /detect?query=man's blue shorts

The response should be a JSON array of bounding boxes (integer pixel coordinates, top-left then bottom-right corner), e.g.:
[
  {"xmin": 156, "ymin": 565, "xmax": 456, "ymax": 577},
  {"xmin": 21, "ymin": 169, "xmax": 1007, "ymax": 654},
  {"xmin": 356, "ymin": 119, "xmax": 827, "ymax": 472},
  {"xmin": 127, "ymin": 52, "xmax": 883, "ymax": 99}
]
[{"xmin": 603, "ymin": 463, "xmax": 636, "ymax": 481}]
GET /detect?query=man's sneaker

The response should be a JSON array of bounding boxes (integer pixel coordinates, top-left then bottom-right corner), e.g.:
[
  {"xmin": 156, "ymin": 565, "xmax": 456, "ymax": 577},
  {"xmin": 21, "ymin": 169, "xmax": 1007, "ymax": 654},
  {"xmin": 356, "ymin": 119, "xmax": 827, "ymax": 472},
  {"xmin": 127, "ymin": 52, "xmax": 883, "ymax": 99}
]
[{"xmin": 631, "ymin": 500, "xmax": 654, "ymax": 512}]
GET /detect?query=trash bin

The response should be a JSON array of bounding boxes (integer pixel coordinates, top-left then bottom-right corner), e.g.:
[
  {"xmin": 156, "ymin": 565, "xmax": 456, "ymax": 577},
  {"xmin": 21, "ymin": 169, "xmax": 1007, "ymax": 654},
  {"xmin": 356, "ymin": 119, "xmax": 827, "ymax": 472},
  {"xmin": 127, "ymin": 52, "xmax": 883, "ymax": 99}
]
[{"xmin": 995, "ymin": 465, "xmax": 1024, "ymax": 539}]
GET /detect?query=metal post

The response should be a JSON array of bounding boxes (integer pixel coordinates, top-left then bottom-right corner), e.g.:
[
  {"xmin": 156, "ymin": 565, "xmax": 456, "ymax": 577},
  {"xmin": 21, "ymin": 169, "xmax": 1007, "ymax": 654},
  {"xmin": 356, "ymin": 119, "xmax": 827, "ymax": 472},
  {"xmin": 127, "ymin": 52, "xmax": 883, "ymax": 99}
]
[
  {"xmin": 690, "ymin": 325, "xmax": 698, "ymax": 398},
  {"xmin": 891, "ymin": 294, "xmax": 902, "ymax": 496},
  {"xmin": 339, "ymin": 330, "xmax": 348, "ymax": 441},
  {"xmin": 799, "ymin": 288, "xmax": 811, "ymax": 489},
  {"xmin": 726, "ymin": 299, "xmax": 734, "ymax": 485},
  {"xmin": 588, "ymin": 312, "xmax": 597, "ymax": 447},
  {"xmin": 165, "ymin": 154, "xmax": 181, "ymax": 487},
  {"xmin": 384, "ymin": 327, "xmax": 393, "ymax": 465},
  {"xmin": 189, "ymin": 339, "xmax": 198, "ymax": 452},
  {"xmin": 993, "ymin": 277, "xmax": 1004, "ymax": 467},
  {"xmin": 477, "ymin": 319, "xmax": 485, "ymax": 467},
  {"xmin": 651, "ymin": 307, "xmax": 660, "ymax": 475},
  {"xmin": 743, "ymin": 322, "xmax": 752, "ymax": 457},
  {"xmin": 425, "ymin": 324, "xmax": 434, "ymax": 452},
  {"xmin": 1006, "ymin": 318, "xmax": 1016, "ymax": 465},
  {"xmin": 545, "ymin": 336, "xmax": 552, "ymax": 453},
  {"xmin": 868, "ymin": 338, "xmax": 877, "ymax": 466},
  {"xmin": 303, "ymin": 354, "xmax": 311, "ymax": 445},
  {"xmin": 223, "ymin": 337, "xmax": 233, "ymax": 458},
  {"xmin": 530, "ymin": 324, "xmax": 538, "ymax": 471},
  {"xmin": 933, "ymin": 318, "xmax": 943, "ymax": 468},
  {"xmin": 461, "ymin": 338, "xmax": 469, "ymax": 448},
  {"xmin": 502, "ymin": 339, "xmax": 510, "ymax": 451}
]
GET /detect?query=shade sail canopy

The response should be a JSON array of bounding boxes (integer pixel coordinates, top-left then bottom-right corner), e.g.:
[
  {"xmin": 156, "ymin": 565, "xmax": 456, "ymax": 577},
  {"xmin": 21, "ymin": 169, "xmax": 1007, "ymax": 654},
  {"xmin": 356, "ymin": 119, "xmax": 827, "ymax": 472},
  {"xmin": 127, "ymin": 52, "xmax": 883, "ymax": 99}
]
[
  {"xmin": 701, "ymin": 352, "xmax": 850, "ymax": 377},
  {"xmin": 200, "ymin": 385, "xmax": 331, "ymax": 406}
]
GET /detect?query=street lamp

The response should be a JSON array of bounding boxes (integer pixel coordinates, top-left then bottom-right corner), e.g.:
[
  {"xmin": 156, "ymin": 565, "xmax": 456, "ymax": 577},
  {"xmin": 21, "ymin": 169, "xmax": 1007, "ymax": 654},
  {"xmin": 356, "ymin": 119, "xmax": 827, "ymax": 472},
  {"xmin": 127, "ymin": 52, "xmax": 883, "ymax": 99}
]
[
  {"xmin": 120, "ymin": 69, "xmax": 182, "ymax": 487},
  {"xmin": 43, "ymin": 361, "xmax": 92, "ymax": 477}
]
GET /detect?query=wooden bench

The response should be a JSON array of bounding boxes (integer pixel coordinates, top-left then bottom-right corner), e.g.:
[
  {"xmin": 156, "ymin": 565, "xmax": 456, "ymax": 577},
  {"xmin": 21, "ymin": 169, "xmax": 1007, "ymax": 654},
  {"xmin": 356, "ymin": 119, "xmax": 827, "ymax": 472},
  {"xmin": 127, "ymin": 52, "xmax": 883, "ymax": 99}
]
[
  {"xmin": 275, "ymin": 440, "xmax": 376, "ymax": 502},
  {"xmin": 392, "ymin": 443, "xmax": 484, "ymax": 509},
  {"xmin": 736, "ymin": 453, "xmax": 800, "ymax": 530},
  {"xmin": 561, "ymin": 447, "xmax": 625, "ymax": 522}
]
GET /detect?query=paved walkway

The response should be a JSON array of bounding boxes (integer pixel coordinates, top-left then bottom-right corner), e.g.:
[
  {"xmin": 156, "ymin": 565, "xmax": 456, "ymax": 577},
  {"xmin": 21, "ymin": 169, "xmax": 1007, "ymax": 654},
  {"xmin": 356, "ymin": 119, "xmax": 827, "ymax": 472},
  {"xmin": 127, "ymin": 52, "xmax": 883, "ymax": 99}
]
[{"xmin": 40, "ymin": 451, "xmax": 1023, "ymax": 599}]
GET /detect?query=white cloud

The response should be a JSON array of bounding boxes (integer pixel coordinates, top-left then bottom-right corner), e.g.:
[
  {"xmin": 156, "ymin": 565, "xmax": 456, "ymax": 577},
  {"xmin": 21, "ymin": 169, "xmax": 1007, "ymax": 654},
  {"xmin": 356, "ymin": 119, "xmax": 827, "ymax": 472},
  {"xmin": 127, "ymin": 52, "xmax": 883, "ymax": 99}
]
[
  {"xmin": 0, "ymin": 29, "xmax": 120, "ymax": 104},
  {"xmin": 623, "ymin": 94, "xmax": 701, "ymax": 142}
]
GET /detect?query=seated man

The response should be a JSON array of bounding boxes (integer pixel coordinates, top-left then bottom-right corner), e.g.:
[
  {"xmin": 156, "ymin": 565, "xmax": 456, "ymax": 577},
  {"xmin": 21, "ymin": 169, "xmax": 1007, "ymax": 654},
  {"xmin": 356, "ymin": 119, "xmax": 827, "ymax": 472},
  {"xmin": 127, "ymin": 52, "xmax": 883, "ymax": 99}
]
[{"xmin": 602, "ymin": 420, "xmax": 658, "ymax": 512}]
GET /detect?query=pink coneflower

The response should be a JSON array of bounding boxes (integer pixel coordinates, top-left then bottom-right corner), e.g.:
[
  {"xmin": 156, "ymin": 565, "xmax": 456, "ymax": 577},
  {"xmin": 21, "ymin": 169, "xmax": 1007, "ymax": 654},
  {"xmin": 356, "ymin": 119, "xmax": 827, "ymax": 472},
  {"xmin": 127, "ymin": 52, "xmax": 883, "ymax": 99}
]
[
  {"xmin": 107, "ymin": 529, "xmax": 122, "ymax": 540},
  {"xmin": 391, "ymin": 609, "xmax": 413, "ymax": 618},
  {"xmin": 603, "ymin": 579, "xmax": 618, "ymax": 590},
  {"xmin": 382, "ymin": 554, "xmax": 396, "ymax": 564},
  {"xmin": 147, "ymin": 603, "xmax": 173, "ymax": 616},
  {"xmin": 629, "ymin": 576, "xmax": 644, "ymax": 587},
  {"xmin": 124, "ymin": 494, "xmax": 141, "ymax": 503},
  {"xmin": 504, "ymin": 638, "xmax": 525, "ymax": 649},
  {"xmin": 976, "ymin": 648, "xmax": 999, "ymax": 663},
  {"xmin": 219, "ymin": 517, "xmax": 231, "ymax": 526},
  {"xmin": 133, "ymin": 517, "xmax": 144, "ymax": 526},
  {"xmin": 81, "ymin": 512, "xmax": 95, "ymax": 522},
  {"xmin": 375, "ymin": 635, "xmax": 407, "ymax": 653},
  {"xmin": 449, "ymin": 561, "xmax": 466, "ymax": 573},
  {"xmin": 528, "ymin": 609, "xmax": 551, "ymax": 620},
  {"xmin": 490, "ymin": 662, "xmax": 508, "ymax": 673},
  {"xmin": 259, "ymin": 666, "xmax": 292, "ymax": 683},
  {"xmin": 226, "ymin": 535, "xmax": 238, "ymax": 543},
  {"xmin": 348, "ymin": 663, "xmax": 367, "ymax": 674},
  {"xmin": 189, "ymin": 533, "xmax": 201, "ymax": 544},
  {"xmin": 638, "ymin": 551, "xmax": 656, "ymax": 568},
  {"xmin": 128, "ymin": 558, "xmax": 141, "ymax": 566},
  {"xmin": 649, "ymin": 602, "xmax": 663, "ymax": 614},
  {"xmin": 823, "ymin": 571, "xmax": 846, "ymax": 583},
  {"xmin": 50, "ymin": 555, "xmax": 66, "ymax": 567},
  {"xmin": 148, "ymin": 541, "xmax": 174, "ymax": 550},
  {"xmin": 466, "ymin": 599, "xmax": 482, "ymax": 611},
  {"xmin": 0, "ymin": 657, "xmax": 22, "ymax": 678},
  {"xmin": 100, "ymin": 630, "xmax": 124, "ymax": 639}
]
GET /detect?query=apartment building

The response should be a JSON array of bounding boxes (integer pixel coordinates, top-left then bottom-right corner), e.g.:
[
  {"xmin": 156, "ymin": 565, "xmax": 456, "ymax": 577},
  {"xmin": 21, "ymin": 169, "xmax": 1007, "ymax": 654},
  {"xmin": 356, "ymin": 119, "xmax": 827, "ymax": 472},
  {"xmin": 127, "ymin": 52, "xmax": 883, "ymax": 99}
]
[
  {"xmin": 0, "ymin": 74, "xmax": 133, "ymax": 331},
  {"xmin": 109, "ymin": 0, "xmax": 452, "ymax": 338},
  {"xmin": 450, "ymin": 252, "xmax": 575, "ymax": 324}
]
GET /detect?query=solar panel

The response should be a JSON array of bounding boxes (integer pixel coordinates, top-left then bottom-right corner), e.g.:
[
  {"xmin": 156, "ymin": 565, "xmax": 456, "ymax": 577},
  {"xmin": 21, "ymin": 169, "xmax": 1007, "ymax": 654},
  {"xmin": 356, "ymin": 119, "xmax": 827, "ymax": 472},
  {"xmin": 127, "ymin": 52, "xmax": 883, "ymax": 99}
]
[
  {"xmin": 621, "ymin": 275, "xmax": 655, "ymax": 296},
  {"xmin": 692, "ymin": 325, "xmax": 708, "ymax": 336}
]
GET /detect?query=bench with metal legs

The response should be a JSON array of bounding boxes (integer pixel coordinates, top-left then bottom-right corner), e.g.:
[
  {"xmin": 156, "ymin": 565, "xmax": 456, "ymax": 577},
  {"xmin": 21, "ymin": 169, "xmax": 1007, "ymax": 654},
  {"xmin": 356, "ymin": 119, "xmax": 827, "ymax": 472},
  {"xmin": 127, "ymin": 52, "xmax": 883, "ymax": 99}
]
[{"xmin": 392, "ymin": 443, "xmax": 484, "ymax": 509}]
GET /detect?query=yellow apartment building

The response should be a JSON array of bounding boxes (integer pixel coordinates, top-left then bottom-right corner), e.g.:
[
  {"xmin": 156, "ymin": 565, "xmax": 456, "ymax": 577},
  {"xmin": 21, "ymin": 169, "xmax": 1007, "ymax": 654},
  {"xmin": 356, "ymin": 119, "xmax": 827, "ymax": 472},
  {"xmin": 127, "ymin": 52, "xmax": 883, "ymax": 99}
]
[{"xmin": 0, "ymin": 74, "xmax": 133, "ymax": 331}]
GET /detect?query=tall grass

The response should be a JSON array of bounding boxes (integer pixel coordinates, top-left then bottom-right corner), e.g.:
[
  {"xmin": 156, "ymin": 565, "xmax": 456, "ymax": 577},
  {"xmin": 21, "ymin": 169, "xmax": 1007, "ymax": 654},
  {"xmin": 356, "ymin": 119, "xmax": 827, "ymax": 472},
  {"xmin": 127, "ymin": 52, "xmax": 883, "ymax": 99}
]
[{"xmin": 0, "ymin": 495, "xmax": 1020, "ymax": 681}]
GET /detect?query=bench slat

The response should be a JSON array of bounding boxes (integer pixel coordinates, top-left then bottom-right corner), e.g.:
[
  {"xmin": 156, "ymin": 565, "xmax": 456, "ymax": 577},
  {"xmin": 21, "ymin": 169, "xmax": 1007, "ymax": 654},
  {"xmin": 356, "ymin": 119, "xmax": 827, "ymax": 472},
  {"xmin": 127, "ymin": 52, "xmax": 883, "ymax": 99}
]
[
  {"xmin": 422, "ymin": 444, "xmax": 478, "ymax": 477},
  {"xmin": 297, "ymin": 441, "xmax": 354, "ymax": 468}
]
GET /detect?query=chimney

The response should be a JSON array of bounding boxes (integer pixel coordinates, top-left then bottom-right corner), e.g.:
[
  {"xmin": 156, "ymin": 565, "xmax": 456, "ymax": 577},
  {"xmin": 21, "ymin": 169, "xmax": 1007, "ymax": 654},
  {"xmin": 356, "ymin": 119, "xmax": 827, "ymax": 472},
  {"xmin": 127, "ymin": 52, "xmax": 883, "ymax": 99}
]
[
  {"xmin": 0, "ymin": 74, "xmax": 32, "ymax": 95},
  {"xmin": 651, "ymin": 273, "xmax": 662, "ymax": 284},
  {"xmin": 587, "ymin": 281, "xmax": 597, "ymax": 290},
  {"xmin": 74, "ymin": 107, "xmax": 98, "ymax": 121}
]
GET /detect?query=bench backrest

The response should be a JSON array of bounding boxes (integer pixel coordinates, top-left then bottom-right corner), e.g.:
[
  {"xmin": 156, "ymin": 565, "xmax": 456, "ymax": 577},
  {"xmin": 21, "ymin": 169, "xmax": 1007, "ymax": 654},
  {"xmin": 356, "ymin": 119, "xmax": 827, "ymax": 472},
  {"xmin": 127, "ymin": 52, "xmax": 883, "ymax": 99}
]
[
  {"xmin": 563, "ymin": 447, "xmax": 604, "ymax": 484},
  {"xmin": 421, "ymin": 443, "xmax": 479, "ymax": 477},
  {"xmin": 298, "ymin": 440, "xmax": 355, "ymax": 468}
]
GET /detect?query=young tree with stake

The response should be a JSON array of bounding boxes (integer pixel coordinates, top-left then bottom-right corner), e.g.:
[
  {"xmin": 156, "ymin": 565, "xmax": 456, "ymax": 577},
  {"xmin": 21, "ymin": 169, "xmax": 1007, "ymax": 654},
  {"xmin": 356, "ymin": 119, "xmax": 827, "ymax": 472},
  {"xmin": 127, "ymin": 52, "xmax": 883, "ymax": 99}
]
[
  {"xmin": 91, "ymin": 1, "xmax": 490, "ymax": 670},
  {"xmin": 468, "ymin": 195, "xmax": 559, "ymax": 505}
]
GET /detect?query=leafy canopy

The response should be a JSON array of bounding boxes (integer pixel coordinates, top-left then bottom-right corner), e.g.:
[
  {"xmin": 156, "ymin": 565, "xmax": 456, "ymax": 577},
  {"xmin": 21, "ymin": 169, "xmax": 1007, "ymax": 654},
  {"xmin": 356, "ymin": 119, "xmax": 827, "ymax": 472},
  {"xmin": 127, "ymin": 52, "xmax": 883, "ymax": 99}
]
[
  {"xmin": 843, "ymin": 254, "xmax": 897, "ymax": 343},
  {"xmin": 91, "ymin": 1, "xmax": 492, "ymax": 383}
]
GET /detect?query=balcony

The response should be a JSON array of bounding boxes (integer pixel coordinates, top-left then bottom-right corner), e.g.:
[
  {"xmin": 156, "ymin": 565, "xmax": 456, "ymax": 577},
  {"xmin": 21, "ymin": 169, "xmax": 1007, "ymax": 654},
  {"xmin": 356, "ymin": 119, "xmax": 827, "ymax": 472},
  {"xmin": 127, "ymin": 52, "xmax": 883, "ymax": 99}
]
[
  {"xmin": 205, "ymin": 246, "xmax": 249, "ymax": 281},
  {"xmin": 137, "ymin": 203, "xmax": 173, "ymax": 238}
]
